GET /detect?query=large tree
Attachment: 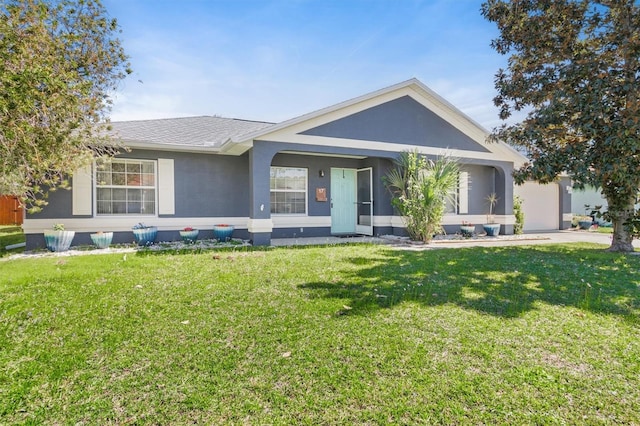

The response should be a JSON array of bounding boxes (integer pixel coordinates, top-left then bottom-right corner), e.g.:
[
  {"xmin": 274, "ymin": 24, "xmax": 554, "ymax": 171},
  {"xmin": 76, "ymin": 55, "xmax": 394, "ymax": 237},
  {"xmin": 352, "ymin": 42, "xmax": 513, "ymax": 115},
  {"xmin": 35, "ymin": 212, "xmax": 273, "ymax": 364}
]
[
  {"xmin": 0, "ymin": 0, "xmax": 130, "ymax": 212},
  {"xmin": 481, "ymin": 0, "xmax": 640, "ymax": 252}
]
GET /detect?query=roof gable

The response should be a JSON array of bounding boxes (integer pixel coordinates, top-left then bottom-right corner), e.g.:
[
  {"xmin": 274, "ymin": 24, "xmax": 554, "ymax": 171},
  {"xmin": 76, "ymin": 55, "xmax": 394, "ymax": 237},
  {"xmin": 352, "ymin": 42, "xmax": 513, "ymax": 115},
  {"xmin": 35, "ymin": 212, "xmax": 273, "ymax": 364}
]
[
  {"xmin": 299, "ymin": 95, "xmax": 490, "ymax": 153},
  {"xmin": 234, "ymin": 78, "xmax": 528, "ymax": 164}
]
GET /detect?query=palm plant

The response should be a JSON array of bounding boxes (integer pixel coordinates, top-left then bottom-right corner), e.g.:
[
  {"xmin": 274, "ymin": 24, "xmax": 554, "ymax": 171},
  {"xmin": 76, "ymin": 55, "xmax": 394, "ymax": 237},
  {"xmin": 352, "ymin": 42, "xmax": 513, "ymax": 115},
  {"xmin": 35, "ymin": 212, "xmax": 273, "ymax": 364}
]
[
  {"xmin": 485, "ymin": 192, "xmax": 499, "ymax": 224},
  {"xmin": 384, "ymin": 150, "xmax": 460, "ymax": 243}
]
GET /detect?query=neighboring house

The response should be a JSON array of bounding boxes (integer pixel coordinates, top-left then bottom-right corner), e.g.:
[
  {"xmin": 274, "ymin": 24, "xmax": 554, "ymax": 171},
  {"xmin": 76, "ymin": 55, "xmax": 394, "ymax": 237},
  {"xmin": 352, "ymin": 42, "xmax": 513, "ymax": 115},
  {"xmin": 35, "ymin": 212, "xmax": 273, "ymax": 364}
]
[
  {"xmin": 571, "ymin": 185, "xmax": 608, "ymax": 215},
  {"xmin": 572, "ymin": 186, "xmax": 640, "ymax": 226},
  {"xmin": 23, "ymin": 78, "xmax": 572, "ymax": 249}
]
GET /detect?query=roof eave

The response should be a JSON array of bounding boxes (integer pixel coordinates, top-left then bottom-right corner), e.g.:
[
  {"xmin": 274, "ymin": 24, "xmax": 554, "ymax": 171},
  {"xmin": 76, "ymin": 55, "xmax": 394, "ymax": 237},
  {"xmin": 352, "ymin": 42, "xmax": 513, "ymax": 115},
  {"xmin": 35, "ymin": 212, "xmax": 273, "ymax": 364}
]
[
  {"xmin": 219, "ymin": 138, "xmax": 253, "ymax": 155},
  {"xmin": 123, "ymin": 140, "xmax": 223, "ymax": 154}
]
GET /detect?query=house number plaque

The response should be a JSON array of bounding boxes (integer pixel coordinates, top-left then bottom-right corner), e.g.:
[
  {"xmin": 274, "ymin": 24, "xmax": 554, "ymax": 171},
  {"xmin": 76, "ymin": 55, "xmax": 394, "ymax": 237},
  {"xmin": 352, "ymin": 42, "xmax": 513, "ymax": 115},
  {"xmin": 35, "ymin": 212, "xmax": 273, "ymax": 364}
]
[{"xmin": 316, "ymin": 187, "xmax": 327, "ymax": 202}]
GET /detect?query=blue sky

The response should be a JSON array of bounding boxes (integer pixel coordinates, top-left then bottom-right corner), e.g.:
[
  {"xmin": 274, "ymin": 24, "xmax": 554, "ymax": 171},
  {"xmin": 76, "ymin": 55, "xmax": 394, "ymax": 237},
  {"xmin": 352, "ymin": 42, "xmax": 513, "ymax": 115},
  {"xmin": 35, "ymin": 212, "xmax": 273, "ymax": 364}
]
[{"xmin": 104, "ymin": 0, "xmax": 508, "ymax": 129}]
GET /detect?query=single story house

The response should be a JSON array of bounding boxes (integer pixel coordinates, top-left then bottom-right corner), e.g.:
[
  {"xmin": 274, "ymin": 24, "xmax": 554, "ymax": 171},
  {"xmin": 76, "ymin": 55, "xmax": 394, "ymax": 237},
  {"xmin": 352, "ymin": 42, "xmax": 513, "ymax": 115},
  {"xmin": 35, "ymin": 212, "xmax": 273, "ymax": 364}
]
[{"xmin": 23, "ymin": 78, "xmax": 572, "ymax": 249}]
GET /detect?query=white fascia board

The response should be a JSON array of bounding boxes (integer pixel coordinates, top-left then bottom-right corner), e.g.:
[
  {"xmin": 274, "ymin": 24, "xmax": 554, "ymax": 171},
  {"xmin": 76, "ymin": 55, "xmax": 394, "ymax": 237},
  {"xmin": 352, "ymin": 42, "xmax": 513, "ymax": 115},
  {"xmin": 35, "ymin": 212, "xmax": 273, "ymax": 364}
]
[
  {"xmin": 240, "ymin": 133, "xmax": 504, "ymax": 161},
  {"xmin": 279, "ymin": 151, "xmax": 366, "ymax": 159},
  {"xmin": 123, "ymin": 140, "xmax": 222, "ymax": 154},
  {"xmin": 219, "ymin": 139, "xmax": 253, "ymax": 155}
]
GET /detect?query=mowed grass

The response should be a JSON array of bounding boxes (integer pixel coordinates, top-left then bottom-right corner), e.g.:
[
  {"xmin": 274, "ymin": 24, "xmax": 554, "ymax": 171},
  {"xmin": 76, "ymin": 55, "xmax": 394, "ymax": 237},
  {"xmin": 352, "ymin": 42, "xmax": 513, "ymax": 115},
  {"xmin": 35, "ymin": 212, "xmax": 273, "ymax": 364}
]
[
  {"xmin": 0, "ymin": 226, "xmax": 24, "ymax": 256},
  {"xmin": 1, "ymin": 243, "xmax": 639, "ymax": 424}
]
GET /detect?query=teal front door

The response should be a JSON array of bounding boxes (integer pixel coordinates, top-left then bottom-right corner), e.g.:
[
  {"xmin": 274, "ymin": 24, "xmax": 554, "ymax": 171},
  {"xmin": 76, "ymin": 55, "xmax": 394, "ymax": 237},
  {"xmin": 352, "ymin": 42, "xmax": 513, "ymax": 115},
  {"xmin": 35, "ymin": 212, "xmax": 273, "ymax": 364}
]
[{"xmin": 330, "ymin": 168, "xmax": 356, "ymax": 234}]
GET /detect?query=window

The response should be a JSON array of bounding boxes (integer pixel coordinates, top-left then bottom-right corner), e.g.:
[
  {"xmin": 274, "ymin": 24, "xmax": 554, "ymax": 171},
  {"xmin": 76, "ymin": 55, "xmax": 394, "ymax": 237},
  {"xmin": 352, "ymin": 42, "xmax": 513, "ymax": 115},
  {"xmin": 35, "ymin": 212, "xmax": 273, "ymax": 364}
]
[
  {"xmin": 96, "ymin": 159, "xmax": 156, "ymax": 215},
  {"xmin": 270, "ymin": 167, "xmax": 307, "ymax": 214},
  {"xmin": 445, "ymin": 171, "xmax": 469, "ymax": 214},
  {"xmin": 445, "ymin": 186, "xmax": 458, "ymax": 214}
]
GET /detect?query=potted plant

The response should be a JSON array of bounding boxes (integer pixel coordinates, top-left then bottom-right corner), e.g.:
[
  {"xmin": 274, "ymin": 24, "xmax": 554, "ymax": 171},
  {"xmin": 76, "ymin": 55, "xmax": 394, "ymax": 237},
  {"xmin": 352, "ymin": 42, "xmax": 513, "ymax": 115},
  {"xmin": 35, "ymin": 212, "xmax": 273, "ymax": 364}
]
[
  {"xmin": 132, "ymin": 223, "xmax": 157, "ymax": 246},
  {"xmin": 213, "ymin": 224, "xmax": 234, "ymax": 242},
  {"xmin": 90, "ymin": 231, "xmax": 113, "ymax": 249},
  {"xmin": 179, "ymin": 227, "xmax": 199, "ymax": 243},
  {"xmin": 577, "ymin": 204, "xmax": 595, "ymax": 229},
  {"xmin": 574, "ymin": 215, "xmax": 593, "ymax": 230},
  {"xmin": 483, "ymin": 192, "xmax": 500, "ymax": 236},
  {"xmin": 44, "ymin": 223, "xmax": 75, "ymax": 252},
  {"xmin": 460, "ymin": 221, "xmax": 475, "ymax": 237}
]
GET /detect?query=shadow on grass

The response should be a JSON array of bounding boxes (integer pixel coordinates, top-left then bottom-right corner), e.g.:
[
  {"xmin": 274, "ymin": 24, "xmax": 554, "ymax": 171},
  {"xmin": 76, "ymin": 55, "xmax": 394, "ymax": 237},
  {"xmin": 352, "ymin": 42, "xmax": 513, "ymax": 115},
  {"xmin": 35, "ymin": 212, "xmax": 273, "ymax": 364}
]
[{"xmin": 300, "ymin": 244, "xmax": 640, "ymax": 320}]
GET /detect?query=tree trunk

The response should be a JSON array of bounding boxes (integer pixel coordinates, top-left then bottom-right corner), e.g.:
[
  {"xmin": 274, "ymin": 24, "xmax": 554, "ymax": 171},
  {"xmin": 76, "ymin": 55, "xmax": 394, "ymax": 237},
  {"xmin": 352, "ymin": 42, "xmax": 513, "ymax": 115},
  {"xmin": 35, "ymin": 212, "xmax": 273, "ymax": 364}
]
[{"xmin": 608, "ymin": 204, "xmax": 635, "ymax": 252}]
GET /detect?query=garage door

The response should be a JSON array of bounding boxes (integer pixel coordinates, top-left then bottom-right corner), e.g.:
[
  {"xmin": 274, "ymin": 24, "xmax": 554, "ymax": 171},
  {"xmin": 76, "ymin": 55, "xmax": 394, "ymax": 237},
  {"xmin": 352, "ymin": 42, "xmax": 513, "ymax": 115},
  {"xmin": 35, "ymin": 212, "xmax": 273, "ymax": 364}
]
[{"xmin": 514, "ymin": 182, "xmax": 559, "ymax": 231}]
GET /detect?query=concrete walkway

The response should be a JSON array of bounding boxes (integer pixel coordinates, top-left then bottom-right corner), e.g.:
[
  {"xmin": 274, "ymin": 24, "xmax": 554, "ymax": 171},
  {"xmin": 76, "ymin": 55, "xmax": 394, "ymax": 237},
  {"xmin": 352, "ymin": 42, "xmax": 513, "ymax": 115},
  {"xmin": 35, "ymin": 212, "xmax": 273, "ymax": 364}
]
[{"xmin": 271, "ymin": 230, "xmax": 634, "ymax": 250}]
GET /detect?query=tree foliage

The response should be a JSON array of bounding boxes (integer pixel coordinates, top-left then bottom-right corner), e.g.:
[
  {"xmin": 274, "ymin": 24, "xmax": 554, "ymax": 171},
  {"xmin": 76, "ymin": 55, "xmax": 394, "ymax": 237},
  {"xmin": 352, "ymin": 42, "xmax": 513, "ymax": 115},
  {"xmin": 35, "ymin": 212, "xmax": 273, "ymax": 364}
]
[
  {"xmin": 481, "ymin": 0, "xmax": 640, "ymax": 252},
  {"xmin": 0, "ymin": 0, "xmax": 130, "ymax": 212},
  {"xmin": 384, "ymin": 150, "xmax": 460, "ymax": 243}
]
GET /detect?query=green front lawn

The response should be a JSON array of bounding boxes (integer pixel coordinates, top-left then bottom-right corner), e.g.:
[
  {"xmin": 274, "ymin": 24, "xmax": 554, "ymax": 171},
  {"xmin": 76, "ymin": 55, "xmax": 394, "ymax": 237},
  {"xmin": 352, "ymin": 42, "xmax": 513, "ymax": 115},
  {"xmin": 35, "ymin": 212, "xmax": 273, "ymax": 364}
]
[
  {"xmin": 0, "ymin": 226, "xmax": 25, "ymax": 257},
  {"xmin": 1, "ymin": 243, "xmax": 639, "ymax": 424},
  {"xmin": 595, "ymin": 226, "xmax": 614, "ymax": 233}
]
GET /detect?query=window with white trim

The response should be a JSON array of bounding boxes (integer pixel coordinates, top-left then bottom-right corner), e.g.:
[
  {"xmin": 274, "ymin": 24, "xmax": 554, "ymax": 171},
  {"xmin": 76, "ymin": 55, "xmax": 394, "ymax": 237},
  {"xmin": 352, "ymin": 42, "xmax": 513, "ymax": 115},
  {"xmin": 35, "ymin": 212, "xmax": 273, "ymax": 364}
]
[
  {"xmin": 96, "ymin": 159, "xmax": 156, "ymax": 215},
  {"xmin": 445, "ymin": 171, "xmax": 469, "ymax": 214},
  {"xmin": 270, "ymin": 167, "xmax": 307, "ymax": 215}
]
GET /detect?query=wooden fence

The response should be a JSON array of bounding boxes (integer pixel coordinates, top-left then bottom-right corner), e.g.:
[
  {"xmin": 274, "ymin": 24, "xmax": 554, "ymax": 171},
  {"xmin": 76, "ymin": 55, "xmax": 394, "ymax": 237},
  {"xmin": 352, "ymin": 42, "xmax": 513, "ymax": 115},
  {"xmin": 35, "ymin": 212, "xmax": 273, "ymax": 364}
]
[{"xmin": 0, "ymin": 196, "xmax": 23, "ymax": 225}]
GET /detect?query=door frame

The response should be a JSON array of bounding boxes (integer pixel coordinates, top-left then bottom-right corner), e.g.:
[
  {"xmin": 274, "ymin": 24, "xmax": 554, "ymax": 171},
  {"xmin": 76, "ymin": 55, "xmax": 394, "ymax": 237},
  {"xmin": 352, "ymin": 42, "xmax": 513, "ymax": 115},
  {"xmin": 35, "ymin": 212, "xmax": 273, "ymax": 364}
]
[
  {"xmin": 330, "ymin": 167, "xmax": 374, "ymax": 236},
  {"xmin": 355, "ymin": 167, "xmax": 373, "ymax": 236}
]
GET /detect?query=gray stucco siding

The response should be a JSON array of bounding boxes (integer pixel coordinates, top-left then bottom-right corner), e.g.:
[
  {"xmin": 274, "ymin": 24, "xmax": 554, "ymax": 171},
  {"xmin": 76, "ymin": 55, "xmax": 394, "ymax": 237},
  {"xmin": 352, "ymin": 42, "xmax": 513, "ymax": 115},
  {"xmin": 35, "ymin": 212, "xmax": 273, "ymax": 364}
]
[
  {"xmin": 272, "ymin": 153, "xmax": 364, "ymax": 217},
  {"xmin": 300, "ymin": 96, "xmax": 490, "ymax": 153},
  {"xmin": 361, "ymin": 157, "xmax": 395, "ymax": 217},
  {"xmin": 121, "ymin": 149, "xmax": 249, "ymax": 218},
  {"xmin": 251, "ymin": 140, "xmax": 401, "ymax": 222},
  {"xmin": 170, "ymin": 151, "xmax": 249, "ymax": 217},
  {"xmin": 269, "ymin": 153, "xmax": 397, "ymax": 219},
  {"xmin": 464, "ymin": 165, "xmax": 497, "ymax": 216},
  {"xmin": 256, "ymin": 141, "xmax": 513, "ymax": 221},
  {"xmin": 462, "ymin": 160, "xmax": 515, "ymax": 217},
  {"xmin": 28, "ymin": 185, "xmax": 75, "ymax": 219},
  {"xmin": 27, "ymin": 149, "xmax": 250, "ymax": 220}
]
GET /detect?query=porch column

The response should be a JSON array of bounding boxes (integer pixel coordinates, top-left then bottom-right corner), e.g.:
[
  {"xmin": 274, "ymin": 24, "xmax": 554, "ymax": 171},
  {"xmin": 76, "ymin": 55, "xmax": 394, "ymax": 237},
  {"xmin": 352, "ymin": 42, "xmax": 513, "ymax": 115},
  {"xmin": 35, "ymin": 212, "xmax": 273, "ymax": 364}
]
[
  {"xmin": 248, "ymin": 143, "xmax": 276, "ymax": 246},
  {"xmin": 494, "ymin": 165, "xmax": 515, "ymax": 235}
]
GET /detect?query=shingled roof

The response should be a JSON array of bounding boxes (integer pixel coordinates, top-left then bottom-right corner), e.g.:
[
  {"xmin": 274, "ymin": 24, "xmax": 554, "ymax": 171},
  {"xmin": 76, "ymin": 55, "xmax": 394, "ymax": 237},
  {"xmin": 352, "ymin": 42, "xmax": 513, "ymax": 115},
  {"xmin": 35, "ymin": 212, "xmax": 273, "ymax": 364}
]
[{"xmin": 109, "ymin": 116, "xmax": 275, "ymax": 148}]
